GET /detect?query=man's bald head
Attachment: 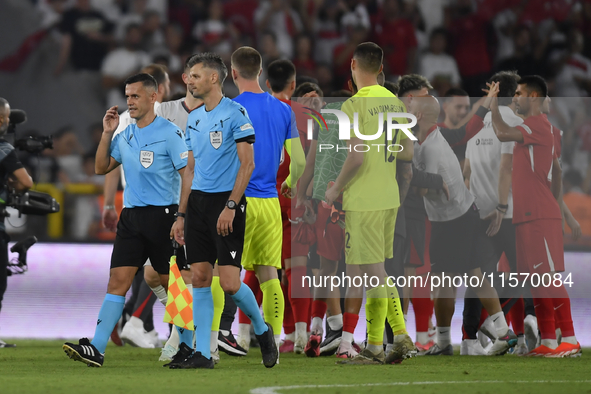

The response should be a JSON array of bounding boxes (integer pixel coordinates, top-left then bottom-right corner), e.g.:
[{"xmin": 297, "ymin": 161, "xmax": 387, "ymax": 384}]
[{"xmin": 410, "ymin": 95, "xmax": 440, "ymax": 126}]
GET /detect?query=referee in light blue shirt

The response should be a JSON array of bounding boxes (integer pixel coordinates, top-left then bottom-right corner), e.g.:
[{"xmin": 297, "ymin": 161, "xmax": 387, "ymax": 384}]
[
  {"xmin": 170, "ymin": 53, "xmax": 278, "ymax": 370},
  {"xmin": 62, "ymin": 73, "xmax": 188, "ymax": 368}
]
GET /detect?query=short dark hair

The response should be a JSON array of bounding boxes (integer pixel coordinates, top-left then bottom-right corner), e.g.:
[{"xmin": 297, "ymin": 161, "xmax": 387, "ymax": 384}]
[
  {"xmin": 443, "ymin": 87, "xmax": 469, "ymax": 104},
  {"xmin": 564, "ymin": 169, "xmax": 583, "ymax": 188},
  {"xmin": 267, "ymin": 59, "xmax": 296, "ymax": 92},
  {"xmin": 518, "ymin": 75, "xmax": 548, "ymax": 98},
  {"xmin": 294, "ymin": 82, "xmax": 323, "ymax": 98},
  {"xmin": 141, "ymin": 64, "xmax": 168, "ymax": 87},
  {"xmin": 489, "ymin": 70, "xmax": 520, "ymax": 105},
  {"xmin": 397, "ymin": 74, "xmax": 433, "ymax": 97},
  {"xmin": 185, "ymin": 53, "xmax": 228, "ymax": 85},
  {"xmin": 353, "ymin": 42, "xmax": 383, "ymax": 74},
  {"xmin": 444, "ymin": 87, "xmax": 469, "ymax": 97},
  {"xmin": 125, "ymin": 73, "xmax": 157, "ymax": 91},
  {"xmin": 384, "ymin": 81, "xmax": 399, "ymax": 96},
  {"xmin": 231, "ymin": 47, "xmax": 262, "ymax": 80}
]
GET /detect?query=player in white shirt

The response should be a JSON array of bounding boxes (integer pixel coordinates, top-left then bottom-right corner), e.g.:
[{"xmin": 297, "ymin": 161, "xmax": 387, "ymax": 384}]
[
  {"xmin": 461, "ymin": 71, "xmax": 526, "ymax": 356},
  {"xmin": 409, "ymin": 94, "xmax": 516, "ymax": 356}
]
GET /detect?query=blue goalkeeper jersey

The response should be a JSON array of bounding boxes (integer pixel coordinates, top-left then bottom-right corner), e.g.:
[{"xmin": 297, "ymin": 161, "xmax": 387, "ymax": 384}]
[{"xmin": 233, "ymin": 92, "xmax": 297, "ymax": 198}]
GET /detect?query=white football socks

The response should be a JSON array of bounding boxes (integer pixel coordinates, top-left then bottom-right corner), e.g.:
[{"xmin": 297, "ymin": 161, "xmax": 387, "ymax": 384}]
[
  {"xmin": 311, "ymin": 316, "xmax": 323, "ymax": 334},
  {"xmin": 541, "ymin": 339, "xmax": 558, "ymax": 349},
  {"xmin": 295, "ymin": 322, "xmax": 307, "ymax": 341},
  {"xmin": 437, "ymin": 327, "xmax": 451, "ymax": 348},
  {"xmin": 562, "ymin": 336, "xmax": 577, "ymax": 345},
  {"xmin": 150, "ymin": 285, "xmax": 168, "ymax": 305},
  {"xmin": 210, "ymin": 331, "xmax": 218, "ymax": 353},
  {"xmin": 491, "ymin": 312, "xmax": 509, "ymax": 337},
  {"xmin": 165, "ymin": 324, "xmax": 180, "ymax": 349},
  {"xmin": 341, "ymin": 331, "xmax": 354, "ymax": 347},
  {"xmin": 327, "ymin": 314, "xmax": 343, "ymax": 330},
  {"xmin": 416, "ymin": 331, "xmax": 429, "ymax": 345}
]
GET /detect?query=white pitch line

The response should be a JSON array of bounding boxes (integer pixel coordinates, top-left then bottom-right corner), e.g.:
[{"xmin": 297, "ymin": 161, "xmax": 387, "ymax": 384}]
[{"xmin": 250, "ymin": 380, "xmax": 591, "ymax": 394}]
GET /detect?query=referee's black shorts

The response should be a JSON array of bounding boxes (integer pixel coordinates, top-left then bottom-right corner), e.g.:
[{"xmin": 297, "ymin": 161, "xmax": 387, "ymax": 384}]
[
  {"xmin": 185, "ymin": 190, "xmax": 246, "ymax": 268},
  {"xmin": 429, "ymin": 203, "xmax": 481, "ymax": 274},
  {"xmin": 111, "ymin": 205, "xmax": 183, "ymax": 275}
]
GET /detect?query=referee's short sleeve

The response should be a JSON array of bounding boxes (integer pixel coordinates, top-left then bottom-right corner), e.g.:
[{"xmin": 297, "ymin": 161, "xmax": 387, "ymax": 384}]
[
  {"xmin": 232, "ymin": 104, "xmax": 255, "ymax": 142},
  {"xmin": 167, "ymin": 128, "xmax": 189, "ymax": 170},
  {"xmin": 110, "ymin": 133, "xmax": 122, "ymax": 163},
  {"xmin": 185, "ymin": 126, "xmax": 193, "ymax": 151}
]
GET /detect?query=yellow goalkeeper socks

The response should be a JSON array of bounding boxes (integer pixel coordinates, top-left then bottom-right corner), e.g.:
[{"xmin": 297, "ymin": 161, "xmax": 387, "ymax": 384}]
[
  {"xmin": 260, "ymin": 278, "xmax": 284, "ymax": 339},
  {"xmin": 211, "ymin": 276, "xmax": 224, "ymax": 332},
  {"xmin": 385, "ymin": 277, "xmax": 407, "ymax": 335},
  {"xmin": 365, "ymin": 286, "xmax": 387, "ymax": 346}
]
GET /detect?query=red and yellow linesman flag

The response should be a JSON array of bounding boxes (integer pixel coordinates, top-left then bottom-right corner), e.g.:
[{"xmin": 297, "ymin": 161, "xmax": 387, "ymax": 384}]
[{"xmin": 163, "ymin": 255, "xmax": 194, "ymax": 330}]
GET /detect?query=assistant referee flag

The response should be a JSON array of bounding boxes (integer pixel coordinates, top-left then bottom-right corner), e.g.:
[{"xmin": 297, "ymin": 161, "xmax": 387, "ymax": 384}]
[{"xmin": 163, "ymin": 255, "xmax": 194, "ymax": 330}]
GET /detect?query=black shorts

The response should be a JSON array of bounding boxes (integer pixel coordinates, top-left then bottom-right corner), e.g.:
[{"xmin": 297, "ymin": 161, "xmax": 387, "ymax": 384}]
[
  {"xmin": 429, "ymin": 204, "xmax": 480, "ymax": 274},
  {"xmin": 405, "ymin": 217, "xmax": 426, "ymax": 268},
  {"xmin": 474, "ymin": 218, "xmax": 517, "ymax": 274},
  {"xmin": 111, "ymin": 205, "xmax": 182, "ymax": 275},
  {"xmin": 185, "ymin": 190, "xmax": 246, "ymax": 267}
]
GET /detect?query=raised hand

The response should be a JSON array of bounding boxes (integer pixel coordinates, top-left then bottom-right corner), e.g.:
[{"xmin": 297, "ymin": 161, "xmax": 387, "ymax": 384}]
[{"xmin": 103, "ymin": 106, "xmax": 120, "ymax": 134}]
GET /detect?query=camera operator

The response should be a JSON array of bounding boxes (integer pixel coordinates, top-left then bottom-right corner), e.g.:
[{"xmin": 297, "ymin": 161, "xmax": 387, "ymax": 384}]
[{"xmin": 0, "ymin": 97, "xmax": 33, "ymax": 348}]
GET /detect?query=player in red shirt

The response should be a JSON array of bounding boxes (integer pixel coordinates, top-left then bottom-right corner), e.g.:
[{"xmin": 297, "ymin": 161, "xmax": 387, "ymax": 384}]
[{"xmin": 490, "ymin": 76, "xmax": 581, "ymax": 357}]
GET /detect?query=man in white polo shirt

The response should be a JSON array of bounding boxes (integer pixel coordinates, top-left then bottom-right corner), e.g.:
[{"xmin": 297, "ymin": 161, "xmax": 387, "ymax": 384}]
[
  {"xmin": 462, "ymin": 71, "xmax": 526, "ymax": 356},
  {"xmin": 410, "ymin": 94, "xmax": 517, "ymax": 356}
]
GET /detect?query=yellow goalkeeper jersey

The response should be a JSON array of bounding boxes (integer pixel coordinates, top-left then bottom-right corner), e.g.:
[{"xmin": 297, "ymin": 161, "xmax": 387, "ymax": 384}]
[{"xmin": 341, "ymin": 84, "xmax": 409, "ymax": 212}]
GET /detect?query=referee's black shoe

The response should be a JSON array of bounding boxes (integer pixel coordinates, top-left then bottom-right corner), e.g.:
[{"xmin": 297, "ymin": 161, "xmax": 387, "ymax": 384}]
[
  {"xmin": 256, "ymin": 323, "xmax": 278, "ymax": 368},
  {"xmin": 173, "ymin": 351, "xmax": 214, "ymax": 369},
  {"xmin": 164, "ymin": 342, "xmax": 193, "ymax": 368},
  {"xmin": 218, "ymin": 331, "xmax": 247, "ymax": 356},
  {"xmin": 63, "ymin": 338, "xmax": 104, "ymax": 367}
]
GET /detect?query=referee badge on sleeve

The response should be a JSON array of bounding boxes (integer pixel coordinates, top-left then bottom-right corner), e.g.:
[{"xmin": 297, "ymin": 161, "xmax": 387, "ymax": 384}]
[
  {"xmin": 210, "ymin": 131, "xmax": 222, "ymax": 149},
  {"xmin": 140, "ymin": 150, "xmax": 154, "ymax": 168}
]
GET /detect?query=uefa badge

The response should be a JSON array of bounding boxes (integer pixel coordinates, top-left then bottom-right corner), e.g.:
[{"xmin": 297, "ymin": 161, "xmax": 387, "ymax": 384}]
[
  {"xmin": 210, "ymin": 131, "xmax": 222, "ymax": 149},
  {"xmin": 140, "ymin": 150, "xmax": 154, "ymax": 168}
]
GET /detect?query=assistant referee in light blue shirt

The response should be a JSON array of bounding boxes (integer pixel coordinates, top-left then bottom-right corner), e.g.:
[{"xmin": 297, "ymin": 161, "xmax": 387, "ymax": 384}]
[
  {"xmin": 170, "ymin": 53, "xmax": 278, "ymax": 370},
  {"xmin": 62, "ymin": 73, "xmax": 188, "ymax": 368}
]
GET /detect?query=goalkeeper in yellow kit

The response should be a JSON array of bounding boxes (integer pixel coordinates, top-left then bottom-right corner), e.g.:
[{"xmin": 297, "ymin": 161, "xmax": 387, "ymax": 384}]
[{"xmin": 324, "ymin": 42, "xmax": 416, "ymax": 364}]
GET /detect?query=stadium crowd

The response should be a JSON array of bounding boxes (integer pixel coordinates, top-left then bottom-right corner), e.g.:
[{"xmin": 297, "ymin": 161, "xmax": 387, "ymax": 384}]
[
  {"xmin": 3, "ymin": 0, "xmax": 591, "ymax": 241},
  {"xmin": 0, "ymin": 0, "xmax": 587, "ymax": 365}
]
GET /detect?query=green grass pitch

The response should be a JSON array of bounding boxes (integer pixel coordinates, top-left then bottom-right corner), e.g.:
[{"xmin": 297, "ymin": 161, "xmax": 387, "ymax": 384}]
[{"xmin": 0, "ymin": 340, "xmax": 589, "ymax": 394}]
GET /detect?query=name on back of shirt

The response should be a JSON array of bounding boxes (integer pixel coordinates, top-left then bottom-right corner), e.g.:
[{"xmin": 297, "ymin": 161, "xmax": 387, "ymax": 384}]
[{"xmin": 367, "ymin": 104, "xmax": 405, "ymax": 117}]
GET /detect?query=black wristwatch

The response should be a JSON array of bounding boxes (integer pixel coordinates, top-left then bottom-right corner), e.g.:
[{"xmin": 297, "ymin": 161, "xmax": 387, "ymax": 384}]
[
  {"xmin": 174, "ymin": 212, "xmax": 186, "ymax": 219},
  {"xmin": 226, "ymin": 200, "xmax": 237, "ymax": 210}
]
